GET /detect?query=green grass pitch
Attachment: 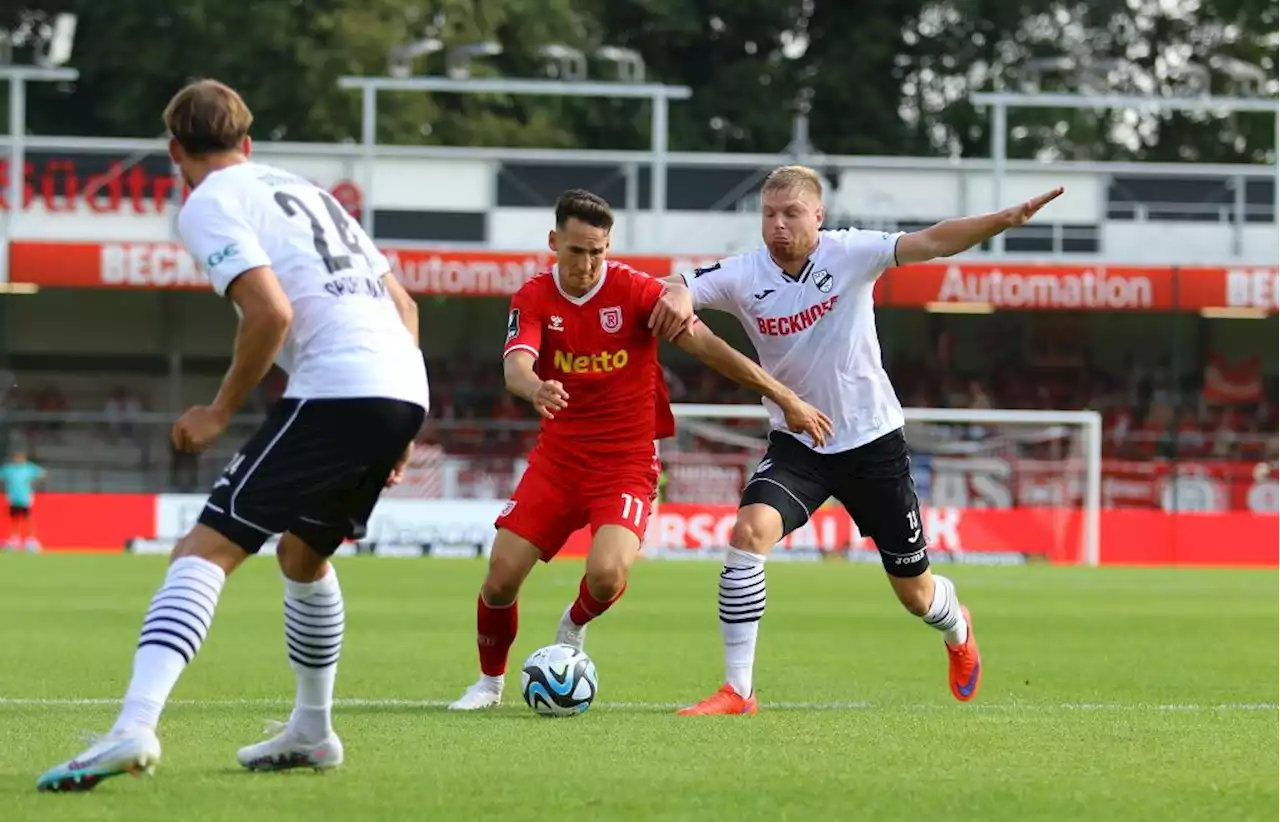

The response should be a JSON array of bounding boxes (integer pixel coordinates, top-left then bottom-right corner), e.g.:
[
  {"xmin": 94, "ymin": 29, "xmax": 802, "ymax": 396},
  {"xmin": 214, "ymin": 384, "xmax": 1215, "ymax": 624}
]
[{"xmin": 0, "ymin": 554, "xmax": 1275, "ymax": 821}]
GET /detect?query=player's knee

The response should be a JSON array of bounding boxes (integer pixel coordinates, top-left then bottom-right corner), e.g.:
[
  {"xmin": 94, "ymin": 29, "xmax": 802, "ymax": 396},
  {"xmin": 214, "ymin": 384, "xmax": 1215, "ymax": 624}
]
[
  {"xmin": 586, "ymin": 563, "xmax": 628, "ymax": 602},
  {"xmin": 169, "ymin": 523, "xmax": 248, "ymax": 576},
  {"xmin": 482, "ymin": 559, "xmax": 525, "ymax": 606},
  {"xmin": 729, "ymin": 517, "xmax": 775, "ymax": 554}
]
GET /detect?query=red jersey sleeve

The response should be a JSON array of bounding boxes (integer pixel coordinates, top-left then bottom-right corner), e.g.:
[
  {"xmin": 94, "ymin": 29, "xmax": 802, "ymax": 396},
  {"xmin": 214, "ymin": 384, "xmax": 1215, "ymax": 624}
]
[
  {"xmin": 633, "ymin": 270, "xmax": 666, "ymax": 319},
  {"xmin": 630, "ymin": 266, "xmax": 701, "ymax": 332},
  {"xmin": 503, "ymin": 283, "xmax": 544, "ymax": 360}
]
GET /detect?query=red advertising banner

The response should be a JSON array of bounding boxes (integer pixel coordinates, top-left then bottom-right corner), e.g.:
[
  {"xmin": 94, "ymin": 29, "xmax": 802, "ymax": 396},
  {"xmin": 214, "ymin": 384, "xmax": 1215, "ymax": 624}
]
[
  {"xmin": 0, "ymin": 492, "xmax": 154, "ymax": 553},
  {"xmin": 9, "ymin": 240, "xmax": 1277, "ymax": 313},
  {"xmin": 2, "ymin": 493, "xmax": 1274, "ymax": 567}
]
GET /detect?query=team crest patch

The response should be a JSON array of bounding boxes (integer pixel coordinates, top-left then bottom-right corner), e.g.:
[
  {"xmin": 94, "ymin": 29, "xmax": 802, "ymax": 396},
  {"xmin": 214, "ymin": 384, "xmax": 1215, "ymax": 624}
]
[
  {"xmin": 813, "ymin": 269, "xmax": 833, "ymax": 293},
  {"xmin": 599, "ymin": 306, "xmax": 623, "ymax": 333},
  {"xmin": 500, "ymin": 500, "xmax": 517, "ymax": 518}
]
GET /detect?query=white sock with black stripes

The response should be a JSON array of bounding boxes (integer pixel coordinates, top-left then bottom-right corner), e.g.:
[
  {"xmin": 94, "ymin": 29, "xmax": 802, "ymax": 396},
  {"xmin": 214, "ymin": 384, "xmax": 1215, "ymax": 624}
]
[
  {"xmin": 283, "ymin": 565, "xmax": 344, "ymax": 742},
  {"xmin": 719, "ymin": 547, "xmax": 767, "ymax": 698},
  {"xmin": 113, "ymin": 556, "xmax": 227, "ymax": 733},
  {"xmin": 923, "ymin": 574, "xmax": 968, "ymax": 646}
]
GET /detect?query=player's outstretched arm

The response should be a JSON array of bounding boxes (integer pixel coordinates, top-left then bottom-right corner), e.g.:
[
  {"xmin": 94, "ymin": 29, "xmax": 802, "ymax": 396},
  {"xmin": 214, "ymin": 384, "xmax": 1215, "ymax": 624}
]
[
  {"xmin": 503, "ymin": 350, "xmax": 569, "ymax": 420},
  {"xmin": 173, "ymin": 267, "xmax": 292, "ymax": 453},
  {"xmin": 895, "ymin": 186, "xmax": 1064, "ymax": 265},
  {"xmin": 674, "ymin": 323, "xmax": 834, "ymax": 446},
  {"xmin": 381, "ymin": 273, "xmax": 419, "ymax": 345}
]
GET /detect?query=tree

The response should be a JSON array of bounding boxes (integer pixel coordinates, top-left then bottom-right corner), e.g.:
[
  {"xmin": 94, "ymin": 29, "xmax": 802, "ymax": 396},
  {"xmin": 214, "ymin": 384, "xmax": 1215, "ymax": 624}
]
[
  {"xmin": 904, "ymin": 0, "xmax": 1278, "ymax": 163},
  {"xmin": 10, "ymin": 0, "xmax": 592, "ymax": 147}
]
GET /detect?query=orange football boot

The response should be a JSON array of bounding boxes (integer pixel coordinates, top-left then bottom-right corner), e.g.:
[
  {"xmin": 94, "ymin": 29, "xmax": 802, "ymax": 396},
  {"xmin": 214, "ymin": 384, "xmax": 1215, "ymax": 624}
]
[
  {"xmin": 677, "ymin": 684, "xmax": 759, "ymax": 715},
  {"xmin": 947, "ymin": 606, "xmax": 982, "ymax": 701}
]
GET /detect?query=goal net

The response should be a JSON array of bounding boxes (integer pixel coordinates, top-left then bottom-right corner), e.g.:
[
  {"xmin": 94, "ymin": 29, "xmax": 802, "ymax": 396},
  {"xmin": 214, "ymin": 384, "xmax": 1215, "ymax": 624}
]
[{"xmin": 658, "ymin": 404, "xmax": 1102, "ymax": 566}]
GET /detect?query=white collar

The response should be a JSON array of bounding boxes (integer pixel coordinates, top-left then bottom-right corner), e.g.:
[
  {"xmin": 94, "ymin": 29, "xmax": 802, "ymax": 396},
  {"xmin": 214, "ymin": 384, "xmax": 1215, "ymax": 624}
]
[{"xmin": 552, "ymin": 262, "xmax": 609, "ymax": 306}]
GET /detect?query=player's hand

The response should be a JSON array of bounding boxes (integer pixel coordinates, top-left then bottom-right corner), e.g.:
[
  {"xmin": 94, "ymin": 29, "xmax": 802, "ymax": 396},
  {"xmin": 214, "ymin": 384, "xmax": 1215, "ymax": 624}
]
[
  {"xmin": 780, "ymin": 397, "xmax": 834, "ymax": 447},
  {"xmin": 386, "ymin": 442, "xmax": 413, "ymax": 488},
  {"xmin": 648, "ymin": 284, "xmax": 696, "ymax": 342},
  {"xmin": 172, "ymin": 405, "xmax": 231, "ymax": 453},
  {"xmin": 1003, "ymin": 186, "xmax": 1064, "ymax": 227},
  {"xmin": 532, "ymin": 380, "xmax": 570, "ymax": 419}
]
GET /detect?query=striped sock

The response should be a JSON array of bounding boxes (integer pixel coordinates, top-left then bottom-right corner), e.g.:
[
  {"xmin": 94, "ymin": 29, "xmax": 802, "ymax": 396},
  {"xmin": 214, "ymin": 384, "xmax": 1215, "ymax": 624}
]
[
  {"xmin": 113, "ymin": 556, "xmax": 227, "ymax": 733},
  {"xmin": 923, "ymin": 575, "xmax": 968, "ymax": 646},
  {"xmin": 284, "ymin": 566, "xmax": 344, "ymax": 742},
  {"xmin": 719, "ymin": 547, "xmax": 767, "ymax": 698}
]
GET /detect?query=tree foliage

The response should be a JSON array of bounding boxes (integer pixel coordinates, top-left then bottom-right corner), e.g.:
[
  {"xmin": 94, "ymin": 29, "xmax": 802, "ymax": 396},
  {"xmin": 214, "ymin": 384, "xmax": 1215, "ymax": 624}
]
[{"xmin": 2, "ymin": 0, "xmax": 1275, "ymax": 161}]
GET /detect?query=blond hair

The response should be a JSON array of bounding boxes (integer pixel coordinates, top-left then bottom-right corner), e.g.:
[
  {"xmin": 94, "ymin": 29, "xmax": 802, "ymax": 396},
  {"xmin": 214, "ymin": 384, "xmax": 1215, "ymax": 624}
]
[
  {"xmin": 762, "ymin": 165, "xmax": 824, "ymax": 199},
  {"xmin": 163, "ymin": 79, "xmax": 253, "ymax": 157}
]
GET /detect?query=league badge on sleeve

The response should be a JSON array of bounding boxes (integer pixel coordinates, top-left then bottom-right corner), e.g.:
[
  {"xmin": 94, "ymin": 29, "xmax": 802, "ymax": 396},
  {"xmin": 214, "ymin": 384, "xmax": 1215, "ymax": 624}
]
[
  {"xmin": 506, "ymin": 309, "xmax": 520, "ymax": 341},
  {"xmin": 599, "ymin": 306, "xmax": 623, "ymax": 333}
]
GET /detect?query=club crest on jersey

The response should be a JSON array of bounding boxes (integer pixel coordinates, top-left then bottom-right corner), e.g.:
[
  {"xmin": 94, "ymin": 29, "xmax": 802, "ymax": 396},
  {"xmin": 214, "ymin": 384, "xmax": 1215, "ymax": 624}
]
[
  {"xmin": 549, "ymin": 315, "xmax": 565, "ymax": 332},
  {"xmin": 599, "ymin": 306, "xmax": 623, "ymax": 333},
  {"xmin": 813, "ymin": 269, "xmax": 834, "ymax": 293}
]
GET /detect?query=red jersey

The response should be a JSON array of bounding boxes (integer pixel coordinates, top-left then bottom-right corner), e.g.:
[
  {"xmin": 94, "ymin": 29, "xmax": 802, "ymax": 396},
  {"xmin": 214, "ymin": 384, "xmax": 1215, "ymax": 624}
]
[{"xmin": 503, "ymin": 261, "xmax": 675, "ymax": 458}]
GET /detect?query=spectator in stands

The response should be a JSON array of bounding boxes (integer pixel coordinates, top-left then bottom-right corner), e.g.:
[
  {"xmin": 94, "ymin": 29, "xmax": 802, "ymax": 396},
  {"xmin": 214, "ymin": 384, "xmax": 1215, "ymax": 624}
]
[
  {"xmin": 966, "ymin": 379, "xmax": 993, "ymax": 410},
  {"xmin": 1, "ymin": 449, "xmax": 46, "ymax": 551},
  {"xmin": 104, "ymin": 387, "xmax": 142, "ymax": 442},
  {"xmin": 34, "ymin": 384, "xmax": 67, "ymax": 435}
]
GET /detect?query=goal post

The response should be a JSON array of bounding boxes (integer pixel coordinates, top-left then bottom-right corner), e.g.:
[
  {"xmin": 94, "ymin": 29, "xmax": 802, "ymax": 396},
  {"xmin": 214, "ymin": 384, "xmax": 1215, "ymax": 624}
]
[{"xmin": 666, "ymin": 403, "xmax": 1103, "ymax": 567}]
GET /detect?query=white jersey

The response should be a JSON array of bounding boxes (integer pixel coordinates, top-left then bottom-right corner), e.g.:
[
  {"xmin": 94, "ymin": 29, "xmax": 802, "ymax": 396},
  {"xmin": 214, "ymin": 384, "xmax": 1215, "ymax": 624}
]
[
  {"xmin": 681, "ymin": 228, "xmax": 905, "ymax": 454},
  {"xmin": 178, "ymin": 162, "xmax": 429, "ymax": 409}
]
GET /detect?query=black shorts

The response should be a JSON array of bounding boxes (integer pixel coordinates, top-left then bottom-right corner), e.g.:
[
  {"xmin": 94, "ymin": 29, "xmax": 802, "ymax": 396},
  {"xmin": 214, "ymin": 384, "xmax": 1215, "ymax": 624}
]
[
  {"xmin": 740, "ymin": 429, "xmax": 929, "ymax": 577},
  {"xmin": 199, "ymin": 397, "xmax": 425, "ymax": 556},
  {"xmin": 8, "ymin": 505, "xmax": 29, "ymax": 520}
]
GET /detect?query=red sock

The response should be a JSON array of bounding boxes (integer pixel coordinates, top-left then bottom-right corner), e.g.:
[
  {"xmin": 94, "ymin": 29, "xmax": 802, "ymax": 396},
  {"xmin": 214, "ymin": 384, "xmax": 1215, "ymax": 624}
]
[
  {"xmin": 568, "ymin": 576, "xmax": 626, "ymax": 627},
  {"xmin": 477, "ymin": 594, "xmax": 518, "ymax": 676}
]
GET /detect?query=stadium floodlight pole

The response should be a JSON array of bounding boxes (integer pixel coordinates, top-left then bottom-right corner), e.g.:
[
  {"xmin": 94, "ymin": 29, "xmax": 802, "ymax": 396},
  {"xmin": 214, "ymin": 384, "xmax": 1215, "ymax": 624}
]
[
  {"xmin": 0, "ymin": 65, "xmax": 78, "ymax": 284},
  {"xmin": 338, "ymin": 76, "xmax": 693, "ymax": 248},
  {"xmin": 971, "ymin": 91, "xmax": 1280, "ymax": 255}
]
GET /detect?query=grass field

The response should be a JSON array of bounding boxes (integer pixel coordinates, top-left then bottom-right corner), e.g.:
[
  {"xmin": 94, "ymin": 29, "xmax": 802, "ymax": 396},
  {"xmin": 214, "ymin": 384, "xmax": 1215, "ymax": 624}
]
[{"xmin": 0, "ymin": 554, "xmax": 1275, "ymax": 821}]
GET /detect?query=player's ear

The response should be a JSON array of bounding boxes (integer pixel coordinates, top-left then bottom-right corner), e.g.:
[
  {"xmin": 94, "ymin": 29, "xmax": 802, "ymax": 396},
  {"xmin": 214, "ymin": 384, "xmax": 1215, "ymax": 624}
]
[
  {"xmin": 547, "ymin": 229, "xmax": 558, "ymax": 252},
  {"xmin": 167, "ymin": 138, "xmax": 184, "ymax": 167},
  {"xmin": 815, "ymin": 203, "xmax": 825, "ymax": 226},
  {"xmin": 241, "ymin": 136, "xmax": 253, "ymax": 157}
]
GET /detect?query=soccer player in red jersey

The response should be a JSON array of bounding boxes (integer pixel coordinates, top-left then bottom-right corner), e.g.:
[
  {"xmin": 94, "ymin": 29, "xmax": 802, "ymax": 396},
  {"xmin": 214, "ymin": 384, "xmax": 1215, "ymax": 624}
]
[{"xmin": 448, "ymin": 189, "xmax": 833, "ymax": 710}]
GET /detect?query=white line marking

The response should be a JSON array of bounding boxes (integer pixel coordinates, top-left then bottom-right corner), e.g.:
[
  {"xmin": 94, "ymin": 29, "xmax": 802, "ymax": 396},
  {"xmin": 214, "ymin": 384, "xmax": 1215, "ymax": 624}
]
[{"xmin": 0, "ymin": 697, "xmax": 1273, "ymax": 712}]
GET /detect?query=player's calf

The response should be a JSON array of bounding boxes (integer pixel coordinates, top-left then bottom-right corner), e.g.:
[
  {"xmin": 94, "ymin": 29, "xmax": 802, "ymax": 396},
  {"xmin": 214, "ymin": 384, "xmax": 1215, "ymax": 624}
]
[
  {"xmin": 558, "ymin": 525, "xmax": 640, "ymax": 649},
  {"xmin": 450, "ymin": 530, "xmax": 541, "ymax": 711},
  {"xmin": 274, "ymin": 534, "xmax": 345, "ymax": 745},
  {"xmin": 37, "ymin": 524, "xmax": 244, "ymax": 789},
  {"xmin": 886, "ymin": 565, "xmax": 981, "ymax": 702}
]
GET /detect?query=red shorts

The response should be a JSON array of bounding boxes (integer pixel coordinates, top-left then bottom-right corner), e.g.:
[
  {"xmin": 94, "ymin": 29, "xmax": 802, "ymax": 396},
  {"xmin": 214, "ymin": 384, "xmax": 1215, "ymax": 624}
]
[{"xmin": 496, "ymin": 446, "xmax": 660, "ymax": 562}]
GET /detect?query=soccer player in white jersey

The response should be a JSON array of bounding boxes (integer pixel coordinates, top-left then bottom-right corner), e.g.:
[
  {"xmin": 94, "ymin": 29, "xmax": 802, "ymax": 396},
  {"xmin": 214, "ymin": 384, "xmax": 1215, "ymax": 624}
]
[
  {"xmin": 37, "ymin": 79, "xmax": 430, "ymax": 791},
  {"xmin": 649, "ymin": 165, "xmax": 1062, "ymax": 715}
]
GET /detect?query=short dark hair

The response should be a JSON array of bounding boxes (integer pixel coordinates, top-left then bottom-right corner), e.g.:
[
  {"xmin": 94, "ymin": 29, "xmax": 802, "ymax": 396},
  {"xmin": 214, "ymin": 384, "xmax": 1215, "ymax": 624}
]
[
  {"xmin": 554, "ymin": 189, "xmax": 614, "ymax": 230},
  {"xmin": 163, "ymin": 79, "xmax": 253, "ymax": 157}
]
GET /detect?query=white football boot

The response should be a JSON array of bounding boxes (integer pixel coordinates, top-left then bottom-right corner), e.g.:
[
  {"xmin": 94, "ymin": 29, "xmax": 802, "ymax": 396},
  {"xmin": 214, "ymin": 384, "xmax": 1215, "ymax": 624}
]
[
  {"xmin": 237, "ymin": 719, "xmax": 343, "ymax": 772},
  {"xmin": 554, "ymin": 605, "xmax": 587, "ymax": 651},
  {"xmin": 447, "ymin": 677, "xmax": 504, "ymax": 711},
  {"xmin": 36, "ymin": 727, "xmax": 161, "ymax": 792}
]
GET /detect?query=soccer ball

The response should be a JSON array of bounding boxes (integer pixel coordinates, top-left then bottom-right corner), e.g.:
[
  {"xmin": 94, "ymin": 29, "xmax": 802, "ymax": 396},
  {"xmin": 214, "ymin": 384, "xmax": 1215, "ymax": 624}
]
[{"xmin": 520, "ymin": 643, "xmax": 598, "ymax": 717}]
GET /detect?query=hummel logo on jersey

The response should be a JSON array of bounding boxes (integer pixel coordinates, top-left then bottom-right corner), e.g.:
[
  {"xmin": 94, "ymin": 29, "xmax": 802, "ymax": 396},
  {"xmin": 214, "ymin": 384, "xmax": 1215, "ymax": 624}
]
[
  {"xmin": 549, "ymin": 315, "xmax": 565, "ymax": 331},
  {"xmin": 752, "ymin": 289, "xmax": 775, "ymax": 300}
]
